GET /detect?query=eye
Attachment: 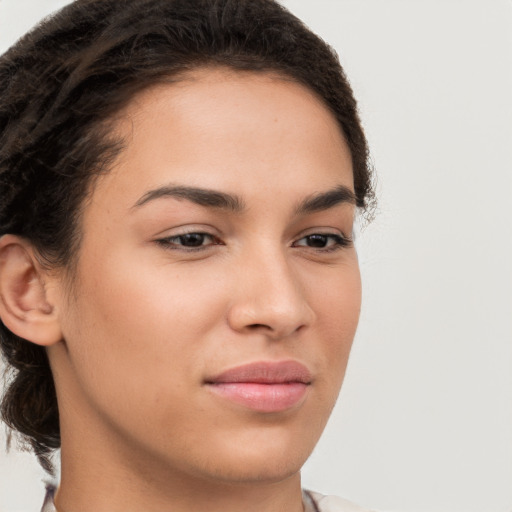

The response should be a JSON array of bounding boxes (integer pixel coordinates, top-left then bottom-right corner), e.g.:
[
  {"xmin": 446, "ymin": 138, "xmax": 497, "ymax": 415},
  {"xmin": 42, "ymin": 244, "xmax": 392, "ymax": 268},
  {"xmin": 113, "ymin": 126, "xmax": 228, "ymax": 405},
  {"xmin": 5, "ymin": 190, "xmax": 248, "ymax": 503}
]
[
  {"xmin": 156, "ymin": 232, "xmax": 220, "ymax": 251},
  {"xmin": 293, "ymin": 233, "xmax": 351, "ymax": 252}
]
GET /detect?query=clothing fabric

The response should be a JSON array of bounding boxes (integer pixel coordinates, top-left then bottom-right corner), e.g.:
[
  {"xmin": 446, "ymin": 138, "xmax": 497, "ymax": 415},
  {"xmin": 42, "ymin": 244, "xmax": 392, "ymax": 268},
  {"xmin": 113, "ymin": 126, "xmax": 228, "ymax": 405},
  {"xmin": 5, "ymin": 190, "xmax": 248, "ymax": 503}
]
[
  {"xmin": 40, "ymin": 485, "xmax": 56, "ymax": 512},
  {"xmin": 304, "ymin": 490, "xmax": 374, "ymax": 512},
  {"xmin": 41, "ymin": 486, "xmax": 373, "ymax": 512}
]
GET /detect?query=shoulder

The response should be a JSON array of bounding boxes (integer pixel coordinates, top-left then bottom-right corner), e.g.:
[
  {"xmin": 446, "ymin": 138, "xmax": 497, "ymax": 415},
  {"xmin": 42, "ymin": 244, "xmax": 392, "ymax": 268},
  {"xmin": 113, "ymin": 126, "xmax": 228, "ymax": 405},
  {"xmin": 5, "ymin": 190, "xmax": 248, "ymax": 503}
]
[{"xmin": 304, "ymin": 490, "xmax": 375, "ymax": 512}]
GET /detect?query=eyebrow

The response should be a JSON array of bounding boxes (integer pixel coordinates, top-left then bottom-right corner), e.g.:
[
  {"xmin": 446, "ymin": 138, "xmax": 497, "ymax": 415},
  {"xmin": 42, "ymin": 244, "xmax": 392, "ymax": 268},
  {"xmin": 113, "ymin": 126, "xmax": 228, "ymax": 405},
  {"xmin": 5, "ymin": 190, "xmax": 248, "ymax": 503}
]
[
  {"xmin": 132, "ymin": 183, "xmax": 356, "ymax": 214},
  {"xmin": 294, "ymin": 185, "xmax": 356, "ymax": 215},
  {"xmin": 132, "ymin": 185, "xmax": 246, "ymax": 212}
]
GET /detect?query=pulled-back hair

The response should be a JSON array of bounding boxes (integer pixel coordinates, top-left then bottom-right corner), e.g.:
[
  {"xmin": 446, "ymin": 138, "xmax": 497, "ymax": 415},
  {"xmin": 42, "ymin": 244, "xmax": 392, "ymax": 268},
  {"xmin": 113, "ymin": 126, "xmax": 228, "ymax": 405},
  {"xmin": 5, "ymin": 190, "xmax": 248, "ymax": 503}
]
[{"xmin": 0, "ymin": 0, "xmax": 374, "ymax": 473}]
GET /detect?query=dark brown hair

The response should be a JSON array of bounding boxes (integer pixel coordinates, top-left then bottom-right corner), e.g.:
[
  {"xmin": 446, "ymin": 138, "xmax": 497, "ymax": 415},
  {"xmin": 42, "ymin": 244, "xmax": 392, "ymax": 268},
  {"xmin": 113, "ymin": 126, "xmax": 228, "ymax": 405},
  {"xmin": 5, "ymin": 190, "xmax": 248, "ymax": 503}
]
[{"xmin": 0, "ymin": 0, "xmax": 374, "ymax": 473}]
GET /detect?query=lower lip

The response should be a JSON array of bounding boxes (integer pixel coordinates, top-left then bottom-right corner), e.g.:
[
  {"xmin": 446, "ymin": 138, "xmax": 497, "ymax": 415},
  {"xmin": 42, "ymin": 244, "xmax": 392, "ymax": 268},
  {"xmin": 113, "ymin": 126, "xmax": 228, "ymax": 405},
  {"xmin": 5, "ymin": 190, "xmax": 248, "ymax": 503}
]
[{"xmin": 206, "ymin": 382, "xmax": 309, "ymax": 413}]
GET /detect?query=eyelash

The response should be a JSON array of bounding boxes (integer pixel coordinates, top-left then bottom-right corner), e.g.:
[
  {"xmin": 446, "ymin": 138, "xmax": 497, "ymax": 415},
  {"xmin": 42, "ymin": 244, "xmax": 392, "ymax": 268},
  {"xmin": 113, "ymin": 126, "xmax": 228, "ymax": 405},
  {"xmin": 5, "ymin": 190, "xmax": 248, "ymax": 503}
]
[{"xmin": 155, "ymin": 231, "xmax": 352, "ymax": 253}]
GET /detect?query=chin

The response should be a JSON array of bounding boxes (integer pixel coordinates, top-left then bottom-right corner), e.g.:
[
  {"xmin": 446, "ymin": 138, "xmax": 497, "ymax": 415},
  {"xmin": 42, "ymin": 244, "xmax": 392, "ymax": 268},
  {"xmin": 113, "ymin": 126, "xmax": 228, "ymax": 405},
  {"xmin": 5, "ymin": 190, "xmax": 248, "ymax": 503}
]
[
  {"xmin": 200, "ymin": 453, "xmax": 305, "ymax": 486},
  {"xmin": 188, "ymin": 427, "xmax": 316, "ymax": 485}
]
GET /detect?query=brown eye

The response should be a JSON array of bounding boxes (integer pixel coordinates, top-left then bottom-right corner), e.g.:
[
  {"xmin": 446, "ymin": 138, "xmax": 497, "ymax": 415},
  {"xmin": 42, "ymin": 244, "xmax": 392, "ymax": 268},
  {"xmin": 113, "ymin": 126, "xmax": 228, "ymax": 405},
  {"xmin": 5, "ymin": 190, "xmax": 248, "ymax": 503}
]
[
  {"xmin": 177, "ymin": 233, "xmax": 210, "ymax": 247},
  {"xmin": 293, "ymin": 233, "xmax": 351, "ymax": 252},
  {"xmin": 156, "ymin": 232, "xmax": 219, "ymax": 251},
  {"xmin": 304, "ymin": 234, "xmax": 330, "ymax": 248}
]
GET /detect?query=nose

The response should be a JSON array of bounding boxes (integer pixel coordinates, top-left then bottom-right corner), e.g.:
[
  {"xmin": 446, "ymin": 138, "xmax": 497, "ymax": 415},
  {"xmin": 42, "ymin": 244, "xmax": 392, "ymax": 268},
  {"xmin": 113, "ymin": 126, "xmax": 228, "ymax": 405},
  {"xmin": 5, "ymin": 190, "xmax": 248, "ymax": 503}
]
[{"xmin": 227, "ymin": 249, "xmax": 315, "ymax": 340}]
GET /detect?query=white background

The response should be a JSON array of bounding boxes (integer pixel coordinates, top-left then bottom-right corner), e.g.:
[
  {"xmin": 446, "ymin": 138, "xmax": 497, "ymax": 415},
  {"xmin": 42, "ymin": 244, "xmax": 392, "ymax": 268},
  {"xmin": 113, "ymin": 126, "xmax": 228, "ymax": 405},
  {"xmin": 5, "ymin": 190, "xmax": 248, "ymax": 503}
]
[{"xmin": 0, "ymin": 1, "xmax": 511, "ymax": 511}]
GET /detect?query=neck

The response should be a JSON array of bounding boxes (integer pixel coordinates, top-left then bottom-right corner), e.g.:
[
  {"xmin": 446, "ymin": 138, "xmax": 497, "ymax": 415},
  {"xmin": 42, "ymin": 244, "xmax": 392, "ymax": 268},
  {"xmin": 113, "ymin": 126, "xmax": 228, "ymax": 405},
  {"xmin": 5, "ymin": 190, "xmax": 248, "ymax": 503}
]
[
  {"xmin": 55, "ymin": 421, "xmax": 305, "ymax": 512},
  {"xmin": 56, "ymin": 453, "xmax": 304, "ymax": 512}
]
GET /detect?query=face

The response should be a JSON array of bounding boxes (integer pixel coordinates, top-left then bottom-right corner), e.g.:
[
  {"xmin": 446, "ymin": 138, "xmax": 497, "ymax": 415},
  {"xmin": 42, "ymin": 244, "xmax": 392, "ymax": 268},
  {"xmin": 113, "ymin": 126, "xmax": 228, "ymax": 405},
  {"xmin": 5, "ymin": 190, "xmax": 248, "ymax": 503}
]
[{"xmin": 50, "ymin": 68, "xmax": 361, "ymax": 486}]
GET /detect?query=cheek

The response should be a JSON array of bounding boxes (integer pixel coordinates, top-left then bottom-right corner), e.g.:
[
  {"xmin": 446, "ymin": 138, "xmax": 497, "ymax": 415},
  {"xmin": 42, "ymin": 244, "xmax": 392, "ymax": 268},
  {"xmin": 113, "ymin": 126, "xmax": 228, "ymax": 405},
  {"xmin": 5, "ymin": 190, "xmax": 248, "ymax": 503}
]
[
  {"xmin": 61, "ymin": 251, "xmax": 230, "ymax": 398},
  {"xmin": 311, "ymin": 258, "xmax": 361, "ymax": 338},
  {"xmin": 308, "ymin": 261, "xmax": 361, "ymax": 387}
]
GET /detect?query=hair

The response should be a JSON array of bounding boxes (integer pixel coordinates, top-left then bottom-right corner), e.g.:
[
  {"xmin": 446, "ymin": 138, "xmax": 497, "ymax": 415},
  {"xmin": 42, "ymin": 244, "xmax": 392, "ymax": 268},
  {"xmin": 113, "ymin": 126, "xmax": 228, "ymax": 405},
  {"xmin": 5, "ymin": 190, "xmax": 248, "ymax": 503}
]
[{"xmin": 0, "ymin": 0, "xmax": 375, "ymax": 473}]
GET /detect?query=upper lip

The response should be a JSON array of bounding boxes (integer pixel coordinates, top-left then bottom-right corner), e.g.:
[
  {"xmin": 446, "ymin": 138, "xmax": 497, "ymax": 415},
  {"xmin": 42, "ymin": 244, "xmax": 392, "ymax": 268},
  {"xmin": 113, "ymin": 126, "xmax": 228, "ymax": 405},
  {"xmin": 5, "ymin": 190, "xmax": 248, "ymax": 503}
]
[{"xmin": 205, "ymin": 360, "xmax": 312, "ymax": 385}]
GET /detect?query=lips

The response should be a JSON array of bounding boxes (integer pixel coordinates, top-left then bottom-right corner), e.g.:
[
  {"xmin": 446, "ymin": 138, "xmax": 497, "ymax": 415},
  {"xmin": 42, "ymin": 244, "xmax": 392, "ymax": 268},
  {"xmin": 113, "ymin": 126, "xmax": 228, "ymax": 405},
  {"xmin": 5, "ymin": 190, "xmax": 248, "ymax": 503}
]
[{"xmin": 205, "ymin": 361, "xmax": 312, "ymax": 413}]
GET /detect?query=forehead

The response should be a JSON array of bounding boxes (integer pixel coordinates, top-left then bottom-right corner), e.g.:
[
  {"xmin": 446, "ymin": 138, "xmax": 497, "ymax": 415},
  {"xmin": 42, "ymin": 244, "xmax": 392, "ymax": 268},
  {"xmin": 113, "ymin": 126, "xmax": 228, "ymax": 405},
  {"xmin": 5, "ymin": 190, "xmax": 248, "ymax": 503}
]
[{"xmin": 92, "ymin": 67, "xmax": 353, "ymax": 212}]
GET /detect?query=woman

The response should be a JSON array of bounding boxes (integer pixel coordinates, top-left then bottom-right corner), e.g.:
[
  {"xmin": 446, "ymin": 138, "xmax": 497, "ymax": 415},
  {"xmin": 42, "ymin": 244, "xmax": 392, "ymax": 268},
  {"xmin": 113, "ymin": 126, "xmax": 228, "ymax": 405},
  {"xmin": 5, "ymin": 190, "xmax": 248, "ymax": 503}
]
[{"xmin": 0, "ymin": 1, "xmax": 375, "ymax": 511}]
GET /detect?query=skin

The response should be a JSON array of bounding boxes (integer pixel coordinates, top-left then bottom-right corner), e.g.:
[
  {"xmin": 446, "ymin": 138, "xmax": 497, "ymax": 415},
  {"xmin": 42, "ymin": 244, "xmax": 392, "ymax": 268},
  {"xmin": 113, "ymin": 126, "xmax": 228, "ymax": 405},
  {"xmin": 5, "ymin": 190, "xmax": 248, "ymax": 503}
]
[{"xmin": 2, "ymin": 68, "xmax": 362, "ymax": 512}]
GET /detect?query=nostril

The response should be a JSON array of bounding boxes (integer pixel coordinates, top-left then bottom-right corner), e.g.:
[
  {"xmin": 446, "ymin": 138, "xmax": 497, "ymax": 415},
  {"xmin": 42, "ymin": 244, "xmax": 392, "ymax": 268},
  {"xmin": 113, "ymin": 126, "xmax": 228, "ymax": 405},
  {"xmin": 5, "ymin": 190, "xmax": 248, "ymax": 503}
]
[{"xmin": 248, "ymin": 323, "xmax": 271, "ymax": 330}]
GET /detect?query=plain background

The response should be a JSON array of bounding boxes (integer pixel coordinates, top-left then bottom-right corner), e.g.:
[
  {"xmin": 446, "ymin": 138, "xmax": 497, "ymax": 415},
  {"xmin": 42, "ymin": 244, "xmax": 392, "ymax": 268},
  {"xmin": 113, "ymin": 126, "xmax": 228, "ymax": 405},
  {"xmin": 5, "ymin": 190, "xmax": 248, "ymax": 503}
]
[{"xmin": 0, "ymin": 1, "xmax": 511, "ymax": 511}]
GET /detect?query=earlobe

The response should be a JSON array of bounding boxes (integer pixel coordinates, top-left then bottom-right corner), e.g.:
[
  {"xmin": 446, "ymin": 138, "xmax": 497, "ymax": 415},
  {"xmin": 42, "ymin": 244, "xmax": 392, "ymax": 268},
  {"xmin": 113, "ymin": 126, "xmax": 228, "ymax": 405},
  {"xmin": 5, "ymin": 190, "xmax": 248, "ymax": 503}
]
[{"xmin": 0, "ymin": 234, "xmax": 63, "ymax": 346}]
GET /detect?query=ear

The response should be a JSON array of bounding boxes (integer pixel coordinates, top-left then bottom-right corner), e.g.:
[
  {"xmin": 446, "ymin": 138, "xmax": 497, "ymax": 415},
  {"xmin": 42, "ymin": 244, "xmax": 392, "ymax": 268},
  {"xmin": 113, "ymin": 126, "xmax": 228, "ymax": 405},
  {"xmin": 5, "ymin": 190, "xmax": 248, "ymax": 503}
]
[{"xmin": 0, "ymin": 234, "xmax": 63, "ymax": 346}]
